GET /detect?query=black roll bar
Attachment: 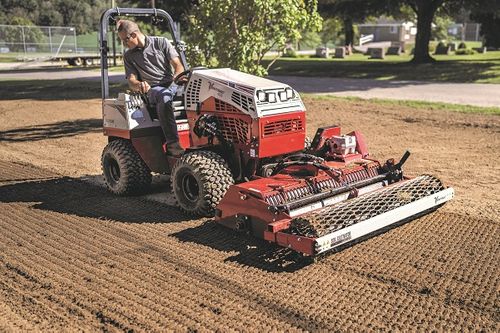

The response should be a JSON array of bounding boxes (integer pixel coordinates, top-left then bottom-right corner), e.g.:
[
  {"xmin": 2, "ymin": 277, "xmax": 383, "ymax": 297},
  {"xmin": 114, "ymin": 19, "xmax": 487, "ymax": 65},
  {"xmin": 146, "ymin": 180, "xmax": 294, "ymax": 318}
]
[{"xmin": 99, "ymin": 7, "xmax": 189, "ymax": 100}]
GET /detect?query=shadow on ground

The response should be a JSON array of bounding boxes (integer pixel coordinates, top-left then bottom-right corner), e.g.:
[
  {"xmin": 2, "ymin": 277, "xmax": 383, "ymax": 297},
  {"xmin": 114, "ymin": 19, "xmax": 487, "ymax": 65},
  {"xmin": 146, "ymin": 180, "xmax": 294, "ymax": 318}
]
[
  {"xmin": 0, "ymin": 162, "xmax": 312, "ymax": 272},
  {"xmin": 172, "ymin": 221, "xmax": 313, "ymax": 273},
  {"xmin": 0, "ymin": 119, "xmax": 102, "ymax": 142},
  {"xmin": 0, "ymin": 79, "xmax": 126, "ymax": 100},
  {"xmin": 0, "ymin": 176, "xmax": 186, "ymax": 223}
]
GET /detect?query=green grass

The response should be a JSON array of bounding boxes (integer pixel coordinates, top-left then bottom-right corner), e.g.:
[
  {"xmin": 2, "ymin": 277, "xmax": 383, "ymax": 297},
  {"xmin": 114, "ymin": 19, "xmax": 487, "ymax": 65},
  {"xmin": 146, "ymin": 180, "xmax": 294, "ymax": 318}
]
[
  {"xmin": 305, "ymin": 94, "xmax": 500, "ymax": 116},
  {"xmin": 0, "ymin": 54, "xmax": 21, "ymax": 63},
  {"xmin": 76, "ymin": 32, "xmax": 100, "ymax": 51},
  {"xmin": 265, "ymin": 51, "xmax": 500, "ymax": 83},
  {"xmin": 105, "ymin": 65, "xmax": 126, "ymax": 72}
]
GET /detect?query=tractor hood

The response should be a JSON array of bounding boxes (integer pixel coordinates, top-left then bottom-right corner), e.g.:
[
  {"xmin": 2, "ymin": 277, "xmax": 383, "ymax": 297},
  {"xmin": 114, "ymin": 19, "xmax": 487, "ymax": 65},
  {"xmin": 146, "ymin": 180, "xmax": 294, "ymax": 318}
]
[
  {"xmin": 184, "ymin": 68, "xmax": 305, "ymax": 118},
  {"xmin": 194, "ymin": 68, "xmax": 286, "ymax": 90}
]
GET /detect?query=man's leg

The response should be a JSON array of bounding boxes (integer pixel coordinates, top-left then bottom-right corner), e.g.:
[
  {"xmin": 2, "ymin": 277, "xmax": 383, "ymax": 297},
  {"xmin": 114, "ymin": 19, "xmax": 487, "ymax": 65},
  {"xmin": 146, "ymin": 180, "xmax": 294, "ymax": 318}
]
[
  {"xmin": 147, "ymin": 85, "xmax": 184, "ymax": 156},
  {"xmin": 148, "ymin": 85, "xmax": 178, "ymax": 143}
]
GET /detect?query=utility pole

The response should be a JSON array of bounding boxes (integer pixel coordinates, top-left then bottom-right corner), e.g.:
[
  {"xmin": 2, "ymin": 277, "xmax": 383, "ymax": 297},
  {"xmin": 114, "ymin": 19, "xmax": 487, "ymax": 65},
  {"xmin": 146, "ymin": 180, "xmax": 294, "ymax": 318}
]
[{"xmin": 111, "ymin": 0, "xmax": 117, "ymax": 66}]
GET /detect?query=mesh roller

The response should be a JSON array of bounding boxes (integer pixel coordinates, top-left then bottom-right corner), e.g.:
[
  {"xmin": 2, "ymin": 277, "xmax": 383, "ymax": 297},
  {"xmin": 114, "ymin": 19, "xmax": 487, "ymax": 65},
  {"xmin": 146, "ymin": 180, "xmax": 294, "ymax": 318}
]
[{"xmin": 289, "ymin": 175, "xmax": 445, "ymax": 238}]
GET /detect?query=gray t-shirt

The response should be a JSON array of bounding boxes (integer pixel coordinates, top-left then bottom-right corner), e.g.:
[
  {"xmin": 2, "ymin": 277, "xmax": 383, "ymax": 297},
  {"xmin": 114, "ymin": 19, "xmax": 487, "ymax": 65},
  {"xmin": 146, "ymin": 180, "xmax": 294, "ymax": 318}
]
[{"xmin": 124, "ymin": 36, "xmax": 180, "ymax": 87}]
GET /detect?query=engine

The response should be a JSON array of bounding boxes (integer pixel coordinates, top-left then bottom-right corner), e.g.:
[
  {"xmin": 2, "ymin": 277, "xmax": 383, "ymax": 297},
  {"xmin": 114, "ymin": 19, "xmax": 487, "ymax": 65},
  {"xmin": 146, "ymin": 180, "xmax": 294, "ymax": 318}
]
[{"xmin": 183, "ymin": 68, "xmax": 307, "ymax": 161}]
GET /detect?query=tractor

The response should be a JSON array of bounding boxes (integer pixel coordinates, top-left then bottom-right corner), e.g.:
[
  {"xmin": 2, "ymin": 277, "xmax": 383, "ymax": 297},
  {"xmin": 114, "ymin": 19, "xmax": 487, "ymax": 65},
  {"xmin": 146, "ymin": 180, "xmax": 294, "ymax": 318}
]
[{"xmin": 99, "ymin": 8, "xmax": 454, "ymax": 256}]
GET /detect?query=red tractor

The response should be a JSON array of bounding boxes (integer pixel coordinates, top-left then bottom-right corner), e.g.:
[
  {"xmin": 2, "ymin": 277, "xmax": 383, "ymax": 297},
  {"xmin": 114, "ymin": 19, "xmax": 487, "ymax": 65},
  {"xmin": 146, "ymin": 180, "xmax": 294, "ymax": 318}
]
[{"xmin": 99, "ymin": 8, "xmax": 453, "ymax": 256}]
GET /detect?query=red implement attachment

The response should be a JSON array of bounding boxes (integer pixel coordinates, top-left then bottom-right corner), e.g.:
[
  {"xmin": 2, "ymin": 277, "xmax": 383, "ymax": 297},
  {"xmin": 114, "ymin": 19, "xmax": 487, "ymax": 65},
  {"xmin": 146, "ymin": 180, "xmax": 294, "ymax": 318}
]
[{"xmin": 215, "ymin": 126, "xmax": 454, "ymax": 256}]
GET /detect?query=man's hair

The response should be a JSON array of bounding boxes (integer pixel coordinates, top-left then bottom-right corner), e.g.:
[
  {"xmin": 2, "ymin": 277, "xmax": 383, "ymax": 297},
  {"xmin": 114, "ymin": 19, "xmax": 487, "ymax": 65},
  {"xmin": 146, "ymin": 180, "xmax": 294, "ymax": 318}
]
[{"xmin": 117, "ymin": 20, "xmax": 140, "ymax": 35}]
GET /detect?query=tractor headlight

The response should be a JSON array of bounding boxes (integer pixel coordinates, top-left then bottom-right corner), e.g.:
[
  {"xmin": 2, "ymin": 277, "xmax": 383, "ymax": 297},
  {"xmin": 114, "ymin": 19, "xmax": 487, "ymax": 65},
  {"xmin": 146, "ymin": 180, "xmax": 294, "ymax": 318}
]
[
  {"xmin": 279, "ymin": 90, "xmax": 287, "ymax": 101},
  {"xmin": 256, "ymin": 90, "xmax": 266, "ymax": 102},
  {"xmin": 267, "ymin": 92, "xmax": 277, "ymax": 103},
  {"xmin": 285, "ymin": 87, "xmax": 294, "ymax": 99}
]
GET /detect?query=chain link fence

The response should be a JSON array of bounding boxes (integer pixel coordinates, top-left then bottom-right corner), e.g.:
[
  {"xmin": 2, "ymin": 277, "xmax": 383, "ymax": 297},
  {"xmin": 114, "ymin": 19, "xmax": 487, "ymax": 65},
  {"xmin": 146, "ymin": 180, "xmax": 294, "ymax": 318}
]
[{"xmin": 0, "ymin": 25, "xmax": 83, "ymax": 60}]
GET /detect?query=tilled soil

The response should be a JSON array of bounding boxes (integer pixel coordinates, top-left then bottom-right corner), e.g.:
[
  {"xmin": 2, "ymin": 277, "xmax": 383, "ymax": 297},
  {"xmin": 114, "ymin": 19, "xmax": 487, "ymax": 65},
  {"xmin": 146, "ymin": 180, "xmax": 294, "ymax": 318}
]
[{"xmin": 0, "ymin": 97, "xmax": 499, "ymax": 331}]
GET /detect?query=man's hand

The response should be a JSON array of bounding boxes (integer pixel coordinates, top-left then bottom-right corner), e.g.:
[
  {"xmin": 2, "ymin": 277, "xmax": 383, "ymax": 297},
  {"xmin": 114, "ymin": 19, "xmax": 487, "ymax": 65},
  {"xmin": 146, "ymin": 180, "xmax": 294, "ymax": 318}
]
[
  {"xmin": 175, "ymin": 74, "xmax": 189, "ymax": 85},
  {"xmin": 137, "ymin": 81, "xmax": 151, "ymax": 93},
  {"xmin": 128, "ymin": 74, "xmax": 150, "ymax": 93}
]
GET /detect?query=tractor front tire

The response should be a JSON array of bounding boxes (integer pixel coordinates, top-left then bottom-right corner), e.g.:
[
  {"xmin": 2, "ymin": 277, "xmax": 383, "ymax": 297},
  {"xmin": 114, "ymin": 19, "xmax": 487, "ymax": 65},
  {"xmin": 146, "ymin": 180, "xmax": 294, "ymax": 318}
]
[
  {"xmin": 101, "ymin": 139, "xmax": 152, "ymax": 195},
  {"xmin": 171, "ymin": 151, "xmax": 234, "ymax": 217}
]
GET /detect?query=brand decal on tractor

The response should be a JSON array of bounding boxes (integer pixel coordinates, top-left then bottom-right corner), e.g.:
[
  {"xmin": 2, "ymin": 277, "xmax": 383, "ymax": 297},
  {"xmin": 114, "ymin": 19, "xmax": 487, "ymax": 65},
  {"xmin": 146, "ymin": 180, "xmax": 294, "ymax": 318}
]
[
  {"xmin": 330, "ymin": 231, "xmax": 352, "ymax": 247},
  {"xmin": 208, "ymin": 82, "xmax": 225, "ymax": 97}
]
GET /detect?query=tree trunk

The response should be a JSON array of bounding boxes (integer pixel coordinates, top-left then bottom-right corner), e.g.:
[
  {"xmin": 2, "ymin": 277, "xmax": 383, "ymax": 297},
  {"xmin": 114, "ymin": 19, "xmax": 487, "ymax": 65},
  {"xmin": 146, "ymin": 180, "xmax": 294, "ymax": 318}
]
[
  {"xmin": 343, "ymin": 17, "xmax": 354, "ymax": 48},
  {"xmin": 411, "ymin": 0, "xmax": 443, "ymax": 64}
]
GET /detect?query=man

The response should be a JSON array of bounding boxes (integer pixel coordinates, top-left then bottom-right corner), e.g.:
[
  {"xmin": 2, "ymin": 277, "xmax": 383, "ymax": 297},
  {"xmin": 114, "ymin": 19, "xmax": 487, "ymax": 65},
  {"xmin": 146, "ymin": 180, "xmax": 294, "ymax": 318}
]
[{"xmin": 117, "ymin": 19, "xmax": 186, "ymax": 156}]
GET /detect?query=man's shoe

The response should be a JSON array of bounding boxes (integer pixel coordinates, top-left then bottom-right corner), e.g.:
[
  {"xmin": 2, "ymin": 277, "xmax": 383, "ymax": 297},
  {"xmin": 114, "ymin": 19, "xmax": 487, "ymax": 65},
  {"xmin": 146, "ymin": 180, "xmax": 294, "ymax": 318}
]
[{"xmin": 166, "ymin": 141, "xmax": 185, "ymax": 157}]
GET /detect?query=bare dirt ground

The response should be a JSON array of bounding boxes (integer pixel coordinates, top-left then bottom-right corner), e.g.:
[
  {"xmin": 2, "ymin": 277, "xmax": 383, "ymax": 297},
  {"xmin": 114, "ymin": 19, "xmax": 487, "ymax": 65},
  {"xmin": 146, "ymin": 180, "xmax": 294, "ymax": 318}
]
[{"xmin": 0, "ymin": 96, "xmax": 498, "ymax": 331}]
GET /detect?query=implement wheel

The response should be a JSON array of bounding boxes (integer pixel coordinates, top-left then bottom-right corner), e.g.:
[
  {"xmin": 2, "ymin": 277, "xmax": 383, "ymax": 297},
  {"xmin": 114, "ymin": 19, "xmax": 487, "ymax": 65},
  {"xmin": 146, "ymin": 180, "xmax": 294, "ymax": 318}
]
[
  {"xmin": 171, "ymin": 151, "xmax": 234, "ymax": 217},
  {"xmin": 101, "ymin": 139, "xmax": 152, "ymax": 195}
]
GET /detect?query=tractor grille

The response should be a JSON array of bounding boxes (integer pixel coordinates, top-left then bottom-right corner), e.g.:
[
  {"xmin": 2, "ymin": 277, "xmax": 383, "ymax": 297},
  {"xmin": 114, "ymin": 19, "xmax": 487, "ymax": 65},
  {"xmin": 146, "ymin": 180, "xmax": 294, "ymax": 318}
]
[
  {"xmin": 215, "ymin": 115, "xmax": 250, "ymax": 144},
  {"xmin": 215, "ymin": 99, "xmax": 242, "ymax": 113},
  {"xmin": 264, "ymin": 164, "xmax": 380, "ymax": 206},
  {"xmin": 186, "ymin": 78, "xmax": 202, "ymax": 108},
  {"xmin": 290, "ymin": 175, "xmax": 446, "ymax": 238},
  {"xmin": 231, "ymin": 92, "xmax": 255, "ymax": 114},
  {"xmin": 262, "ymin": 117, "xmax": 304, "ymax": 137}
]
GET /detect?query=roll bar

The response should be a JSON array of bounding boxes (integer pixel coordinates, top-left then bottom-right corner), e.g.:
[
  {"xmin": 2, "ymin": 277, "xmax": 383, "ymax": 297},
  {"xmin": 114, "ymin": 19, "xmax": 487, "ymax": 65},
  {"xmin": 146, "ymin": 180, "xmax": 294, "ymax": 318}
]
[{"xmin": 99, "ymin": 7, "xmax": 189, "ymax": 99}]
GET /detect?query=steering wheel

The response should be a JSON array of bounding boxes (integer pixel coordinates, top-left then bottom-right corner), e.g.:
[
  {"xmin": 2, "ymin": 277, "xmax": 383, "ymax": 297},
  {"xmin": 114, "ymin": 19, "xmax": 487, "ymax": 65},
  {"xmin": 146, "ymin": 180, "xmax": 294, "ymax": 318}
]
[{"xmin": 173, "ymin": 69, "xmax": 192, "ymax": 85}]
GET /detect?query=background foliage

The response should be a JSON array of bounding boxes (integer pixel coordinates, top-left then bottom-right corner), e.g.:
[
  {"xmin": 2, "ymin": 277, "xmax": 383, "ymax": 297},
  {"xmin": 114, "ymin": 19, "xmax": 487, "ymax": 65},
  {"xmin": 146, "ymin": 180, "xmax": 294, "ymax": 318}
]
[{"xmin": 186, "ymin": 0, "xmax": 322, "ymax": 75}]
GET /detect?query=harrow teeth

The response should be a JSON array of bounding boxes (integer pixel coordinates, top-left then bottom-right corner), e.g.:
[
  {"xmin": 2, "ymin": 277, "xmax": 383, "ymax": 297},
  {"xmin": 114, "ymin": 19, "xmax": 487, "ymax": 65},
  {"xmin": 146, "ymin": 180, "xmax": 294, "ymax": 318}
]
[{"xmin": 289, "ymin": 175, "xmax": 447, "ymax": 238}]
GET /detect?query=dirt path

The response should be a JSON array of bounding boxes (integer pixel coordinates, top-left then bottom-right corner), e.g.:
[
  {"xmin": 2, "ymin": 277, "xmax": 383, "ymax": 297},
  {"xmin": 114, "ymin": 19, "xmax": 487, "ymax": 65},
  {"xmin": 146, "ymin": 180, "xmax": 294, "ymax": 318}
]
[{"xmin": 0, "ymin": 97, "xmax": 499, "ymax": 331}]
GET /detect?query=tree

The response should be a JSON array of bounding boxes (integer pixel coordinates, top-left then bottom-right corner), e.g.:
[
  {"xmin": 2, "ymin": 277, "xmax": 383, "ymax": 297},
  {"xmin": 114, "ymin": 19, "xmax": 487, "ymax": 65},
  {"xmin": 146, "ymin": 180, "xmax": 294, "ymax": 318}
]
[
  {"xmin": 127, "ymin": 0, "xmax": 197, "ymax": 25},
  {"xmin": 318, "ymin": 0, "xmax": 401, "ymax": 48},
  {"xmin": 0, "ymin": 16, "xmax": 45, "ymax": 52},
  {"xmin": 470, "ymin": 0, "xmax": 500, "ymax": 48},
  {"xmin": 319, "ymin": 17, "xmax": 343, "ymax": 46},
  {"xmin": 55, "ymin": 1, "xmax": 94, "ymax": 34},
  {"xmin": 38, "ymin": 1, "xmax": 63, "ymax": 27},
  {"xmin": 296, "ymin": 30, "xmax": 322, "ymax": 50},
  {"xmin": 404, "ymin": 1, "xmax": 446, "ymax": 63},
  {"xmin": 187, "ymin": 0, "xmax": 322, "ymax": 76},
  {"xmin": 432, "ymin": 13, "xmax": 453, "ymax": 41},
  {"xmin": 0, "ymin": 0, "xmax": 107, "ymax": 33},
  {"xmin": 404, "ymin": 0, "xmax": 500, "ymax": 63}
]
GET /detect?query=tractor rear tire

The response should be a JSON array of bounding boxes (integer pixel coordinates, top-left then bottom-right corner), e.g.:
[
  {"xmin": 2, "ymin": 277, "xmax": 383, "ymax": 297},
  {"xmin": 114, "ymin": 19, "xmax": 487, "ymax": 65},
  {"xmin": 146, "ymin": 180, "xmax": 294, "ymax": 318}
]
[
  {"xmin": 101, "ymin": 139, "xmax": 152, "ymax": 195},
  {"xmin": 73, "ymin": 57, "xmax": 83, "ymax": 66},
  {"xmin": 171, "ymin": 151, "xmax": 234, "ymax": 217}
]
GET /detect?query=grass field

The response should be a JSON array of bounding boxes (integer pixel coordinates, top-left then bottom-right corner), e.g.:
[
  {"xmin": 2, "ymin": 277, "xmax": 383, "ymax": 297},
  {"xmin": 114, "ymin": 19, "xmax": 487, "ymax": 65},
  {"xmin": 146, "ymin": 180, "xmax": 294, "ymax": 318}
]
[{"xmin": 264, "ymin": 51, "xmax": 500, "ymax": 83}]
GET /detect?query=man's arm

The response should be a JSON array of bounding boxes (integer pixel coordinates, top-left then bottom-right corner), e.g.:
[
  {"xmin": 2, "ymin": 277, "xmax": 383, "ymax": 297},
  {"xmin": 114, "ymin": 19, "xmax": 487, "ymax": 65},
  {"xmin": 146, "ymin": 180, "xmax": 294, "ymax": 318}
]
[
  {"xmin": 128, "ymin": 73, "xmax": 149, "ymax": 93},
  {"xmin": 170, "ymin": 57, "xmax": 185, "ymax": 81}
]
